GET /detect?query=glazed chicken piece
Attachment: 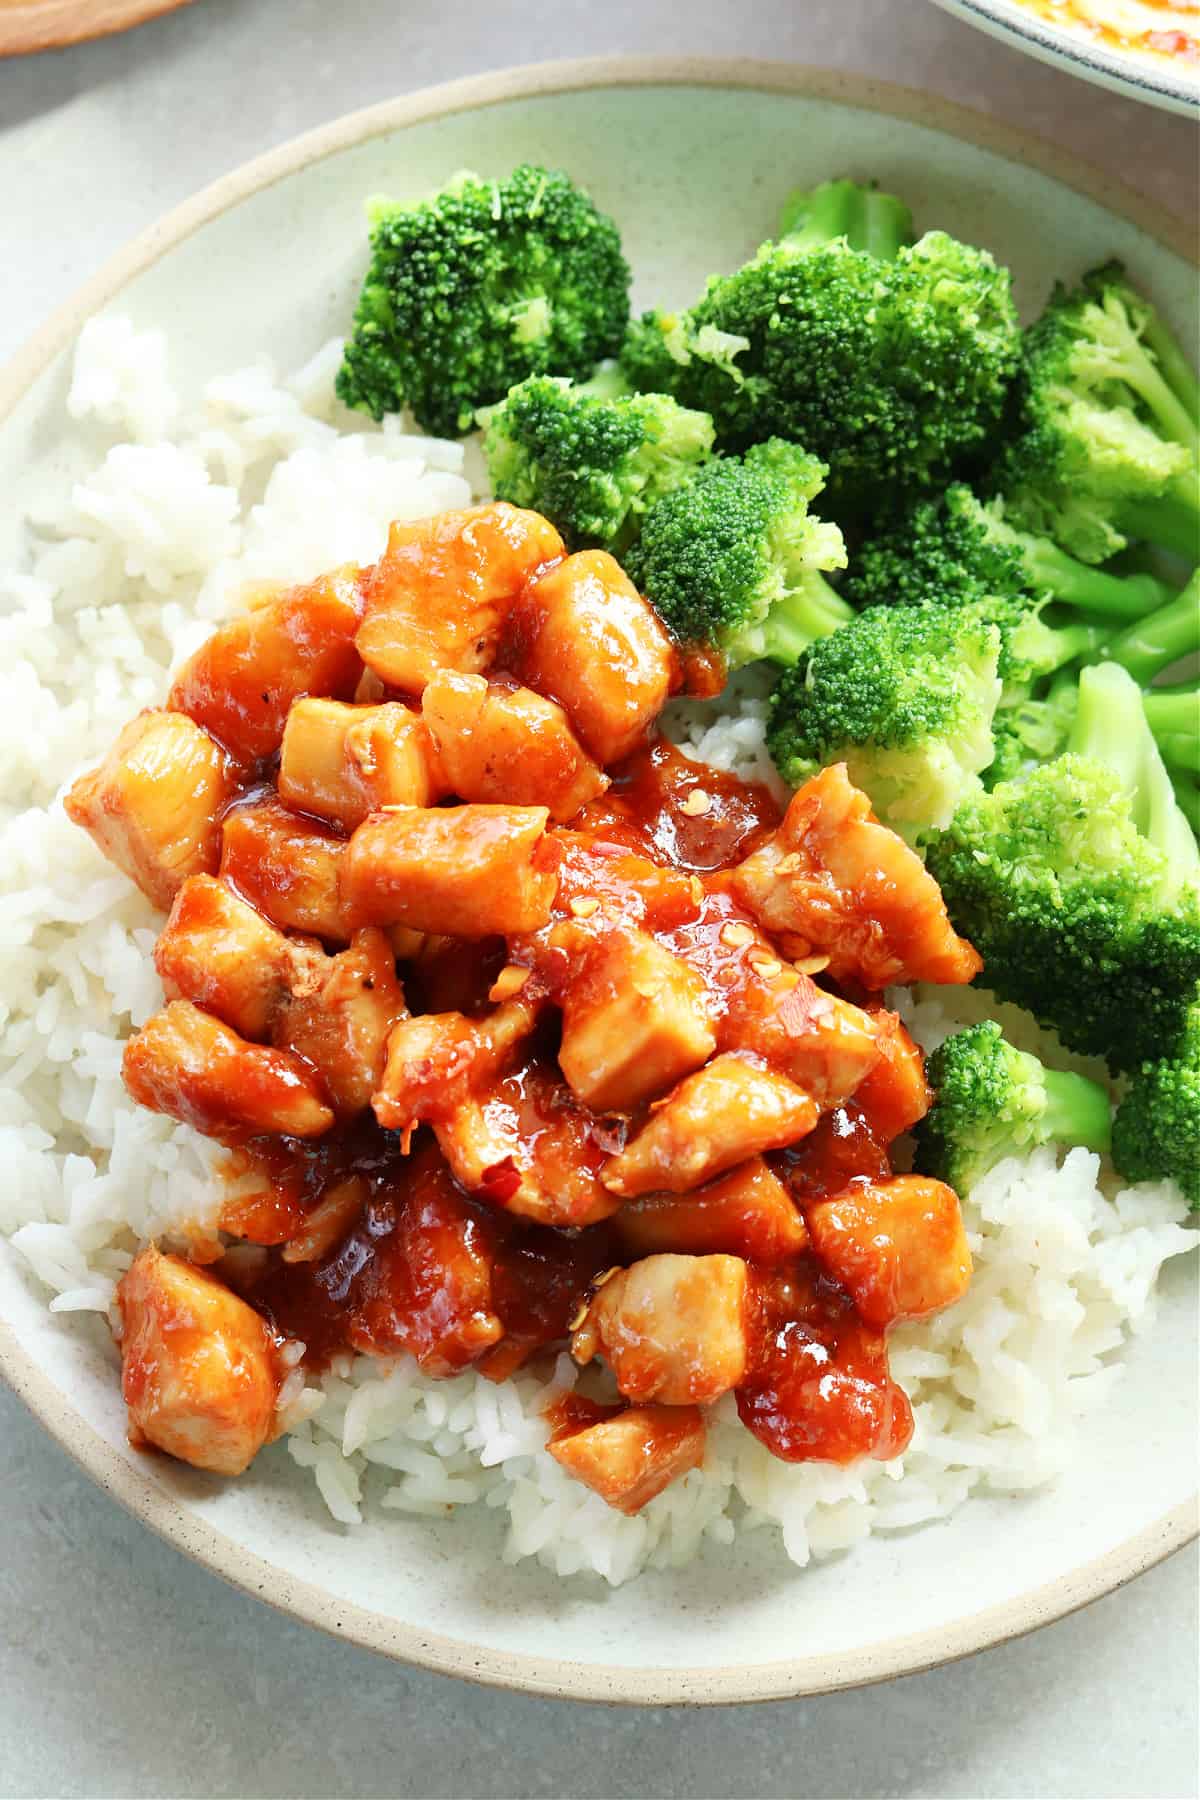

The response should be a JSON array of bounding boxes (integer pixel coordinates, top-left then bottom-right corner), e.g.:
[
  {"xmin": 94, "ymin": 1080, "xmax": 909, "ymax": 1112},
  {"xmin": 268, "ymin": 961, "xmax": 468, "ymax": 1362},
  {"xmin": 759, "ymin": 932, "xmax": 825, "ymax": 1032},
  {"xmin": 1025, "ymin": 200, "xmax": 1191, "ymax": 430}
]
[
  {"xmin": 572, "ymin": 1254, "xmax": 751, "ymax": 1406},
  {"xmin": 421, "ymin": 669, "xmax": 608, "ymax": 822},
  {"xmin": 557, "ymin": 925, "xmax": 717, "ymax": 1113},
  {"xmin": 278, "ymin": 698, "xmax": 443, "ymax": 830},
  {"xmin": 154, "ymin": 875, "xmax": 326, "ymax": 1041},
  {"xmin": 220, "ymin": 797, "xmax": 355, "ymax": 942},
  {"xmin": 548, "ymin": 1404, "xmax": 706, "ymax": 1515},
  {"xmin": 123, "ymin": 1000, "xmax": 335, "ymax": 1140},
  {"xmin": 356, "ymin": 503, "xmax": 564, "ymax": 692},
  {"xmin": 804, "ymin": 1176, "xmax": 972, "ymax": 1329},
  {"xmin": 116, "ymin": 1245, "xmax": 278, "ymax": 1475},
  {"xmin": 64, "ymin": 709, "xmax": 238, "ymax": 911},
  {"xmin": 169, "ymin": 567, "xmax": 364, "ymax": 762},
  {"xmin": 274, "ymin": 928, "xmax": 408, "ymax": 1119},
  {"xmin": 506, "ymin": 551, "xmax": 677, "ymax": 764},
  {"xmin": 343, "ymin": 804, "xmax": 559, "ymax": 937},
  {"xmin": 732, "ymin": 764, "xmax": 982, "ymax": 990},
  {"xmin": 372, "ymin": 993, "xmax": 541, "ymax": 1131},
  {"xmin": 852, "ymin": 1010, "xmax": 932, "ymax": 1142},
  {"xmin": 717, "ymin": 944, "xmax": 882, "ymax": 1110},
  {"xmin": 616, "ymin": 1158, "xmax": 808, "ymax": 1264},
  {"xmin": 603, "ymin": 1054, "xmax": 818, "ymax": 1199}
]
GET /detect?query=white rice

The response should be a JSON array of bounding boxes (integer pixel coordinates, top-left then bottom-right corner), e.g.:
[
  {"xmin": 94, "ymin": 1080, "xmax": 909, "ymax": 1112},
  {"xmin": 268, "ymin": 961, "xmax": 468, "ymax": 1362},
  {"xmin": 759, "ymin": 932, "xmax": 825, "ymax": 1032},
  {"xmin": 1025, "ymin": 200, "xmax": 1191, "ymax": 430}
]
[{"xmin": 1, "ymin": 319, "xmax": 1194, "ymax": 1584}]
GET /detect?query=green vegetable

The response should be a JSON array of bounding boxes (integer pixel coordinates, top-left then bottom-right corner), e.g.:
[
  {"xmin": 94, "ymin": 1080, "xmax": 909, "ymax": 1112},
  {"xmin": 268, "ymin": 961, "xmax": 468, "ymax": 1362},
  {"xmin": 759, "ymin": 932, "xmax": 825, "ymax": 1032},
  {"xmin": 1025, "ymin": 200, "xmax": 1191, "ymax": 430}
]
[
  {"xmin": 479, "ymin": 374, "xmax": 714, "ymax": 553},
  {"xmin": 1112, "ymin": 1005, "xmax": 1200, "ymax": 1208},
  {"xmin": 625, "ymin": 438, "xmax": 851, "ymax": 671},
  {"xmin": 915, "ymin": 1021, "xmax": 1112, "ymax": 1193},
  {"xmin": 337, "ymin": 166, "xmax": 630, "ymax": 435},
  {"xmin": 1099, "ymin": 569, "xmax": 1200, "ymax": 684},
  {"xmin": 924, "ymin": 661, "xmax": 1200, "ymax": 1070},
  {"xmin": 765, "ymin": 604, "xmax": 1003, "ymax": 838},
  {"xmin": 1142, "ymin": 682, "xmax": 1199, "ymax": 779},
  {"xmin": 620, "ymin": 178, "xmax": 1020, "ymax": 505},
  {"xmin": 993, "ymin": 261, "xmax": 1200, "ymax": 564}
]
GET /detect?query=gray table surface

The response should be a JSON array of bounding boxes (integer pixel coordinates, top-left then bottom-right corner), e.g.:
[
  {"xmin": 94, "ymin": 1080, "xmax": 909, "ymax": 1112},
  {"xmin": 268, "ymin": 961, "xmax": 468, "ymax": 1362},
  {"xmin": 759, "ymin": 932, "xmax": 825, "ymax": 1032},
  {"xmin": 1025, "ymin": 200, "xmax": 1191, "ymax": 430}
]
[{"xmin": 1, "ymin": 4, "xmax": 1197, "ymax": 1796}]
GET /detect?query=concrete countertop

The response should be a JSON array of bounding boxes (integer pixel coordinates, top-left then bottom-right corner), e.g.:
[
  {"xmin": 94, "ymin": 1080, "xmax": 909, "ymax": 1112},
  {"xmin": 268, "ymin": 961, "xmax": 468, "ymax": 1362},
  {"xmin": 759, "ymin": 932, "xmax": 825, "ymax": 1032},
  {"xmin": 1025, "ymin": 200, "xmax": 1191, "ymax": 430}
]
[{"xmin": 1, "ymin": 3, "xmax": 1197, "ymax": 1795}]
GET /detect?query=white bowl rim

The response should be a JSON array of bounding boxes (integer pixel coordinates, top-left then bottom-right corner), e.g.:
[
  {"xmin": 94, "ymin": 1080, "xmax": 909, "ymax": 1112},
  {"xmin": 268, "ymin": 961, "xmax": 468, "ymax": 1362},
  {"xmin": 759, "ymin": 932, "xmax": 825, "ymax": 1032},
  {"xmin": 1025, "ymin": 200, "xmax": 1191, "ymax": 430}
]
[
  {"xmin": 930, "ymin": 0, "xmax": 1200, "ymax": 118},
  {"xmin": 0, "ymin": 54, "xmax": 1196, "ymax": 1706}
]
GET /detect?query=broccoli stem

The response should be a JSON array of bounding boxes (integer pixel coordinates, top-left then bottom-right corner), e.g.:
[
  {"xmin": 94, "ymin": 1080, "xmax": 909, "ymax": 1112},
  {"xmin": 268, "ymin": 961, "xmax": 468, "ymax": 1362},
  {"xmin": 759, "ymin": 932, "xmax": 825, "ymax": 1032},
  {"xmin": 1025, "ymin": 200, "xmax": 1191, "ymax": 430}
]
[
  {"xmin": 777, "ymin": 178, "xmax": 913, "ymax": 260},
  {"xmin": 759, "ymin": 575, "xmax": 856, "ymax": 663},
  {"xmin": 1171, "ymin": 770, "xmax": 1200, "ymax": 835},
  {"xmin": 1141, "ymin": 309, "xmax": 1200, "ymax": 431},
  {"xmin": 1156, "ymin": 732, "xmax": 1200, "ymax": 773},
  {"xmin": 1142, "ymin": 685, "xmax": 1199, "ymax": 744},
  {"xmin": 1101, "ymin": 570, "xmax": 1200, "ymax": 682},
  {"xmin": 1071, "ymin": 662, "xmax": 1200, "ymax": 874},
  {"xmin": 1035, "ymin": 1064, "xmax": 1115, "ymax": 1155},
  {"xmin": 1116, "ymin": 485, "xmax": 1200, "ymax": 563},
  {"xmin": 1018, "ymin": 531, "xmax": 1175, "ymax": 620}
]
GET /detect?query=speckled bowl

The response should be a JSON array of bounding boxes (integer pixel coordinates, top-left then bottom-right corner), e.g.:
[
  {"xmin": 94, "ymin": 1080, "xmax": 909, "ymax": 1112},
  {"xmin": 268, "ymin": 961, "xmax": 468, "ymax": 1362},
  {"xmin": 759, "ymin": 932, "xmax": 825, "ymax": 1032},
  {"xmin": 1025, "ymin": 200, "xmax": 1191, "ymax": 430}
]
[{"xmin": 0, "ymin": 58, "xmax": 1196, "ymax": 1704}]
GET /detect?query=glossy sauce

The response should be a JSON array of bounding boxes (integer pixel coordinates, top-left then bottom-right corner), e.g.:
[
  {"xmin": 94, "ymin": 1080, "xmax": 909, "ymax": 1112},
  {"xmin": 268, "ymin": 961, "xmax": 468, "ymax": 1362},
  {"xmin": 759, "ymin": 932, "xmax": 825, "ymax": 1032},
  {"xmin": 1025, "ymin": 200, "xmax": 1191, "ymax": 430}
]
[{"xmin": 575, "ymin": 738, "xmax": 780, "ymax": 872}]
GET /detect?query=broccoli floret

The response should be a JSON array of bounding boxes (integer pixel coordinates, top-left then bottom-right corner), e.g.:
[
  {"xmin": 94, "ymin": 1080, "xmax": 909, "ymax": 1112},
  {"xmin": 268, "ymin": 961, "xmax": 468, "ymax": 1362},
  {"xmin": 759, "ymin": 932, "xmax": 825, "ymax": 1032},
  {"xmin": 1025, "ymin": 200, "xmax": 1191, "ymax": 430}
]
[
  {"xmin": 620, "ymin": 179, "xmax": 1019, "ymax": 505},
  {"xmin": 478, "ymin": 375, "xmax": 714, "ymax": 553},
  {"xmin": 925, "ymin": 661, "xmax": 1200, "ymax": 1069},
  {"xmin": 765, "ymin": 604, "xmax": 1002, "ymax": 838},
  {"xmin": 993, "ymin": 261, "xmax": 1200, "ymax": 564},
  {"xmin": 626, "ymin": 438, "xmax": 851, "ymax": 672},
  {"xmin": 915, "ymin": 1021, "xmax": 1112, "ymax": 1193},
  {"xmin": 336, "ymin": 166, "xmax": 630, "ymax": 435},
  {"xmin": 1112, "ymin": 1005, "xmax": 1200, "ymax": 1207}
]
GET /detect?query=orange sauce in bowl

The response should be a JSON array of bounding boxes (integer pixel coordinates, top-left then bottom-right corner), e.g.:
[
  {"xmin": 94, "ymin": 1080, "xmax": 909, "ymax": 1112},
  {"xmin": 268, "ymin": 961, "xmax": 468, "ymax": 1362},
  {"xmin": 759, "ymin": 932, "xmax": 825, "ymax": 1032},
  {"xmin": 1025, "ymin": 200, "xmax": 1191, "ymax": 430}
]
[{"xmin": 1010, "ymin": 0, "xmax": 1200, "ymax": 64}]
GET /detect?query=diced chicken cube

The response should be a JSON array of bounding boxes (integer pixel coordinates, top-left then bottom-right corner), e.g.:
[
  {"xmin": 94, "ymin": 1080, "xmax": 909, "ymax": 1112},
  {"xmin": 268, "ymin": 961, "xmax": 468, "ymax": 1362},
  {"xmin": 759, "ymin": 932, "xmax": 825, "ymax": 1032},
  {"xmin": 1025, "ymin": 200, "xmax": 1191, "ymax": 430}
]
[
  {"xmin": 732, "ymin": 764, "xmax": 982, "ymax": 990},
  {"xmin": 603, "ymin": 1054, "xmax": 818, "ymax": 1198},
  {"xmin": 275, "ymin": 928, "xmax": 407, "ymax": 1119},
  {"xmin": 168, "ymin": 568, "xmax": 364, "ymax": 761},
  {"xmin": 548, "ymin": 1404, "xmax": 706, "ymax": 1514},
  {"xmin": 220, "ymin": 797, "xmax": 354, "ymax": 941},
  {"xmin": 278, "ymin": 698, "xmax": 442, "ymax": 830},
  {"xmin": 343, "ymin": 804, "xmax": 558, "ymax": 937},
  {"xmin": 154, "ymin": 875, "xmax": 325, "ymax": 1040},
  {"xmin": 852, "ymin": 1011, "xmax": 932, "ymax": 1142},
  {"xmin": 557, "ymin": 927, "xmax": 717, "ymax": 1112},
  {"xmin": 421, "ymin": 669, "xmax": 608, "ymax": 822},
  {"xmin": 507, "ymin": 551, "xmax": 677, "ymax": 764},
  {"xmin": 280, "ymin": 1175, "xmax": 367, "ymax": 1265},
  {"xmin": 64, "ymin": 710, "xmax": 237, "ymax": 911},
  {"xmin": 572, "ymin": 1254, "xmax": 751, "ymax": 1405},
  {"xmin": 617, "ymin": 1159, "xmax": 808, "ymax": 1264},
  {"xmin": 805, "ymin": 1175, "xmax": 972, "ymax": 1328},
  {"xmin": 372, "ymin": 995, "xmax": 540, "ymax": 1131},
  {"xmin": 123, "ymin": 1000, "xmax": 334, "ymax": 1141},
  {"xmin": 356, "ymin": 503, "xmax": 564, "ymax": 692},
  {"xmin": 720, "ymin": 957, "xmax": 882, "ymax": 1110},
  {"xmin": 116, "ymin": 1245, "xmax": 278, "ymax": 1475}
]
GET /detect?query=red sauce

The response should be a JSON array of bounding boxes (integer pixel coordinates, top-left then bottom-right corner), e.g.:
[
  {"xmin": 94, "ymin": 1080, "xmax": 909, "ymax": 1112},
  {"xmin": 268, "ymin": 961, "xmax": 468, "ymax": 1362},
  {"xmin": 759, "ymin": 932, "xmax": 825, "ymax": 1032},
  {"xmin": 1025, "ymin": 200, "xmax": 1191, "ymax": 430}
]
[
  {"xmin": 543, "ymin": 1392, "xmax": 624, "ymax": 1443},
  {"xmin": 575, "ymin": 737, "xmax": 780, "ymax": 873},
  {"xmin": 775, "ymin": 1102, "xmax": 892, "ymax": 1203}
]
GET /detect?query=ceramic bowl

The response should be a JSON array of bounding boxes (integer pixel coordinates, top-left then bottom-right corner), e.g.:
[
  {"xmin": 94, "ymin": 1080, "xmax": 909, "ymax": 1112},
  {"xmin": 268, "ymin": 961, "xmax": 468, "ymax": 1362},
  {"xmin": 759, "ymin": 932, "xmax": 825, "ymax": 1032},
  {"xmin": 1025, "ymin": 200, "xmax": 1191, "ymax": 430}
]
[
  {"xmin": 930, "ymin": 0, "xmax": 1200, "ymax": 117},
  {"xmin": 0, "ymin": 57, "xmax": 1196, "ymax": 1704}
]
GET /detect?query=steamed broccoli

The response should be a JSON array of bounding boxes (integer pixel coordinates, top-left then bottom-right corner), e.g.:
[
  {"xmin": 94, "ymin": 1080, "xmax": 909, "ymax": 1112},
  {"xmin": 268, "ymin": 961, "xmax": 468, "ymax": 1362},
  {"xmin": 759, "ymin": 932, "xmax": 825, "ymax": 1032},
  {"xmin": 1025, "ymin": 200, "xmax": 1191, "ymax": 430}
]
[
  {"xmin": 925, "ymin": 661, "xmax": 1200, "ymax": 1069},
  {"xmin": 479, "ymin": 375, "xmax": 714, "ymax": 553},
  {"xmin": 1112, "ymin": 1005, "xmax": 1200, "ymax": 1207},
  {"xmin": 915, "ymin": 1021, "xmax": 1112, "ymax": 1193},
  {"xmin": 625, "ymin": 438, "xmax": 852, "ymax": 671},
  {"xmin": 620, "ymin": 178, "xmax": 1020, "ymax": 505},
  {"xmin": 337, "ymin": 166, "xmax": 630, "ymax": 435},
  {"xmin": 765, "ymin": 604, "xmax": 1003, "ymax": 838},
  {"xmin": 1142, "ymin": 682, "xmax": 1199, "ymax": 777},
  {"xmin": 993, "ymin": 261, "xmax": 1200, "ymax": 564},
  {"xmin": 1099, "ymin": 568, "xmax": 1200, "ymax": 684}
]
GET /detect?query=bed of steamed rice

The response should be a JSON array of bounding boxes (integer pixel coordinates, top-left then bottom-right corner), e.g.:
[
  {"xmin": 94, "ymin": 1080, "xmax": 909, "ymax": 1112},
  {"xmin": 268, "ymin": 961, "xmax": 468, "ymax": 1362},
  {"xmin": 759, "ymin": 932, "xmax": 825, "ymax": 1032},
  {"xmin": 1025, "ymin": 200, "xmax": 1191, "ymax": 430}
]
[{"xmin": 0, "ymin": 319, "xmax": 1194, "ymax": 1587}]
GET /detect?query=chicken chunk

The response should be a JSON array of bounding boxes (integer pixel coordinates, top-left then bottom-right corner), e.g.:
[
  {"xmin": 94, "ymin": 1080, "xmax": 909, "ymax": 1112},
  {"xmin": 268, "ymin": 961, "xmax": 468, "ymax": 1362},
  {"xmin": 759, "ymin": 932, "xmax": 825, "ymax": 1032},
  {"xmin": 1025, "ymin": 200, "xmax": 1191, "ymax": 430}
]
[
  {"xmin": 277, "ymin": 698, "xmax": 443, "ymax": 830},
  {"xmin": 116, "ymin": 1245, "xmax": 278, "ymax": 1475},
  {"xmin": 154, "ymin": 875, "xmax": 326, "ymax": 1040},
  {"xmin": 64, "ymin": 710, "xmax": 237, "ymax": 911},
  {"xmin": 572, "ymin": 1254, "xmax": 751, "ymax": 1406},
  {"xmin": 557, "ymin": 927, "xmax": 717, "ymax": 1113},
  {"xmin": 617, "ymin": 1159, "xmax": 808, "ymax": 1264},
  {"xmin": 603, "ymin": 1054, "xmax": 818, "ymax": 1198},
  {"xmin": 805, "ymin": 1176, "xmax": 972, "ymax": 1328},
  {"xmin": 852, "ymin": 1011, "xmax": 932, "ymax": 1142},
  {"xmin": 372, "ymin": 995, "xmax": 541, "ymax": 1131},
  {"xmin": 548, "ymin": 1404, "xmax": 706, "ymax": 1514},
  {"xmin": 274, "ymin": 928, "xmax": 407, "ymax": 1119},
  {"xmin": 732, "ymin": 764, "xmax": 982, "ymax": 990},
  {"xmin": 506, "ymin": 551, "xmax": 677, "ymax": 764},
  {"xmin": 123, "ymin": 1001, "xmax": 335, "ymax": 1141},
  {"xmin": 343, "ymin": 804, "xmax": 559, "ymax": 937},
  {"xmin": 720, "ymin": 956, "xmax": 882, "ymax": 1110},
  {"xmin": 421, "ymin": 669, "xmax": 608, "ymax": 822},
  {"xmin": 356, "ymin": 503, "xmax": 564, "ymax": 692},
  {"xmin": 168, "ymin": 567, "xmax": 364, "ymax": 761},
  {"xmin": 220, "ymin": 797, "xmax": 354, "ymax": 942}
]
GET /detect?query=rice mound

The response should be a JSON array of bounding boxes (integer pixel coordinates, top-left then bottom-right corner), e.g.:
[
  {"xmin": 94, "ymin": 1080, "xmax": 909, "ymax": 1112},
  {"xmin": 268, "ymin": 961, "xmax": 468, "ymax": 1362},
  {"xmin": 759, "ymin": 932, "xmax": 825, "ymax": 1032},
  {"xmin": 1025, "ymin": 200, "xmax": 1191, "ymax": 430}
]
[{"xmin": 1, "ymin": 321, "xmax": 1194, "ymax": 1586}]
